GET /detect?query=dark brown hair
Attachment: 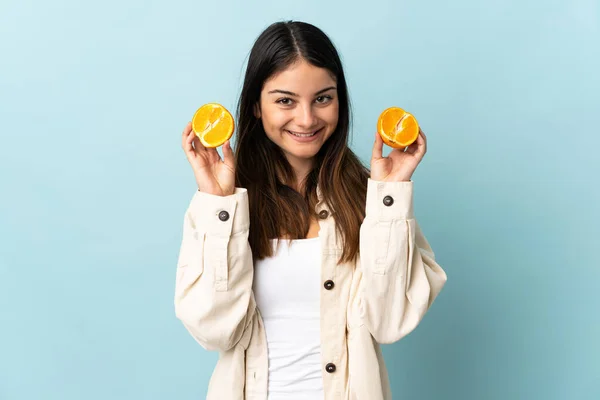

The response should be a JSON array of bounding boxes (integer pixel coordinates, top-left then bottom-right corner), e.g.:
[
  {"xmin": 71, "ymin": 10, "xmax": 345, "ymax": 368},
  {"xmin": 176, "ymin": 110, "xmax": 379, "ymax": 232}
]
[{"xmin": 234, "ymin": 21, "xmax": 369, "ymax": 264}]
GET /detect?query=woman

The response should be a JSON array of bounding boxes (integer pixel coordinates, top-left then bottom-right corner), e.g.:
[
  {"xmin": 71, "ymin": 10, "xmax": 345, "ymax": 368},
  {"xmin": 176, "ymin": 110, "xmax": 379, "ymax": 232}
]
[{"xmin": 175, "ymin": 20, "xmax": 447, "ymax": 400}]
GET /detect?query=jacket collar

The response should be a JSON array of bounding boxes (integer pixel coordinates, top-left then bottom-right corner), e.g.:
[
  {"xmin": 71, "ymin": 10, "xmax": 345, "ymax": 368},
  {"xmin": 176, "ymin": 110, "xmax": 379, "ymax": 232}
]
[{"xmin": 315, "ymin": 185, "xmax": 330, "ymax": 214}]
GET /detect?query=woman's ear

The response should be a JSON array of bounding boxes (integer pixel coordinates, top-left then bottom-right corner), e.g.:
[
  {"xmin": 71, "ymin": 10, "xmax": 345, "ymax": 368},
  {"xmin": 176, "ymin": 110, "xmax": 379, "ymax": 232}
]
[{"xmin": 254, "ymin": 103, "xmax": 261, "ymax": 118}]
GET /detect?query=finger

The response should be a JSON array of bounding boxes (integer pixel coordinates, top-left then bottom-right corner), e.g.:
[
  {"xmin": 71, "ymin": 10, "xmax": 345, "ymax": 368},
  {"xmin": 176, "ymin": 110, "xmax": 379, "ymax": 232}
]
[
  {"xmin": 182, "ymin": 122, "xmax": 193, "ymax": 149},
  {"xmin": 222, "ymin": 140, "xmax": 235, "ymax": 170},
  {"xmin": 372, "ymin": 132, "xmax": 384, "ymax": 160},
  {"xmin": 182, "ymin": 121, "xmax": 192, "ymax": 138},
  {"xmin": 414, "ymin": 130, "xmax": 427, "ymax": 157},
  {"xmin": 185, "ymin": 132, "xmax": 199, "ymax": 156},
  {"xmin": 417, "ymin": 129, "xmax": 427, "ymax": 154},
  {"xmin": 207, "ymin": 146, "xmax": 222, "ymax": 164},
  {"xmin": 192, "ymin": 136, "xmax": 206, "ymax": 153},
  {"xmin": 406, "ymin": 141, "xmax": 419, "ymax": 155}
]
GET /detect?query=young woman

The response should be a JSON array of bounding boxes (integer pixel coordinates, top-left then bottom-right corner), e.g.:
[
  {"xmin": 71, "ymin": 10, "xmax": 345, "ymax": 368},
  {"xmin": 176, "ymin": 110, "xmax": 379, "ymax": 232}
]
[{"xmin": 175, "ymin": 20, "xmax": 447, "ymax": 400}]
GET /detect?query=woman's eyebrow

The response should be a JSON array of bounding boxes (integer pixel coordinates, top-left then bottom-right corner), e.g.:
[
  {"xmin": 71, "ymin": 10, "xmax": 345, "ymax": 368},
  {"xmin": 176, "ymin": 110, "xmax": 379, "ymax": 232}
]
[{"xmin": 267, "ymin": 86, "xmax": 337, "ymax": 97}]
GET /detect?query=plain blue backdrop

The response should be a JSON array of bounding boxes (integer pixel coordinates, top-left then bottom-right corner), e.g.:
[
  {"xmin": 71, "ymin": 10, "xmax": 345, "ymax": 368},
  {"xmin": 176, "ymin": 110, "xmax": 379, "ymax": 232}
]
[{"xmin": 1, "ymin": 0, "xmax": 599, "ymax": 399}]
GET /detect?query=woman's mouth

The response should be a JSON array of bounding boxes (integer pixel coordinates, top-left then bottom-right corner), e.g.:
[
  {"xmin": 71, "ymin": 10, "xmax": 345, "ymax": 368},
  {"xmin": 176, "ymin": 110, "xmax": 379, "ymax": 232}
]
[{"xmin": 285, "ymin": 128, "xmax": 323, "ymax": 142}]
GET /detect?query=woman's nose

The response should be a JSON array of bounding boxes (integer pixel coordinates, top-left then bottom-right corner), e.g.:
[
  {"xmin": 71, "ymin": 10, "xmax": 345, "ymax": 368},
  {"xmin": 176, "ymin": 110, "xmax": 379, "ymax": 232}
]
[{"xmin": 295, "ymin": 104, "xmax": 318, "ymax": 130}]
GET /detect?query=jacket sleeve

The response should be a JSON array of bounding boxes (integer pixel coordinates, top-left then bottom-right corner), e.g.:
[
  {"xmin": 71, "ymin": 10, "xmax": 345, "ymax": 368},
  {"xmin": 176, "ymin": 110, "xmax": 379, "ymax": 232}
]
[
  {"xmin": 356, "ymin": 178, "xmax": 447, "ymax": 344},
  {"xmin": 174, "ymin": 188, "xmax": 255, "ymax": 352}
]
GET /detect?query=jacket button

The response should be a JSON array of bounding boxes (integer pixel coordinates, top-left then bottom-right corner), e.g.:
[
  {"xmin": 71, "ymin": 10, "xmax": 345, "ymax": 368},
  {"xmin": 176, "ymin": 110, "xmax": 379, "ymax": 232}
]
[
  {"xmin": 325, "ymin": 363, "xmax": 336, "ymax": 373},
  {"xmin": 318, "ymin": 210, "xmax": 329, "ymax": 219},
  {"xmin": 383, "ymin": 195, "xmax": 394, "ymax": 207},
  {"xmin": 218, "ymin": 211, "xmax": 230, "ymax": 221},
  {"xmin": 324, "ymin": 280, "xmax": 334, "ymax": 290}
]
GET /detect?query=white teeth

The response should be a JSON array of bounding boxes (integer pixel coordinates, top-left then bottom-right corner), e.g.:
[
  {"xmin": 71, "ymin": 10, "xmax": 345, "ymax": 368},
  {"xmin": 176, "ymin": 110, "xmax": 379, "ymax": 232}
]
[{"xmin": 288, "ymin": 130, "xmax": 318, "ymax": 137}]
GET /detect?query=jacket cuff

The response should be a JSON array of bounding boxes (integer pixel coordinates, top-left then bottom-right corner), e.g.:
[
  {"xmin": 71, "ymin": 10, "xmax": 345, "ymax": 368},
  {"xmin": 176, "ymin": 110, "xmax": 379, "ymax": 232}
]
[
  {"xmin": 365, "ymin": 179, "xmax": 414, "ymax": 220},
  {"xmin": 188, "ymin": 188, "xmax": 250, "ymax": 237}
]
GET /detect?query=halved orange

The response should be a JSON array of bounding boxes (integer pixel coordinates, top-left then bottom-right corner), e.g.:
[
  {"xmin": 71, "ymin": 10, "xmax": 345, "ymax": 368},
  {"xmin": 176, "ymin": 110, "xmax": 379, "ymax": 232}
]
[
  {"xmin": 377, "ymin": 107, "xmax": 419, "ymax": 148},
  {"xmin": 191, "ymin": 103, "xmax": 235, "ymax": 148}
]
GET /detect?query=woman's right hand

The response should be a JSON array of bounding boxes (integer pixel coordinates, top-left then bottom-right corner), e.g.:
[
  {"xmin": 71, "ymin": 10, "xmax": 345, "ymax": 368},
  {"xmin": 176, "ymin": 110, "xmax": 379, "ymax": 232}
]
[{"xmin": 181, "ymin": 122, "xmax": 236, "ymax": 196}]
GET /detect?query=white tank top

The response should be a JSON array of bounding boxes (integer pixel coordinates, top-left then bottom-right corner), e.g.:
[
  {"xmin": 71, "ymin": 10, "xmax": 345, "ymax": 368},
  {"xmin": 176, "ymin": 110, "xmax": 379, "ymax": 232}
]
[{"xmin": 253, "ymin": 237, "xmax": 324, "ymax": 400}]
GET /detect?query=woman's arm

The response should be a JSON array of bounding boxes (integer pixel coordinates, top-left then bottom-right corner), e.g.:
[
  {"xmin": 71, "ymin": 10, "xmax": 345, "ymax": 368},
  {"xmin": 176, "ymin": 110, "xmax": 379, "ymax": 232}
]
[
  {"xmin": 174, "ymin": 188, "xmax": 255, "ymax": 352},
  {"xmin": 356, "ymin": 179, "xmax": 447, "ymax": 344}
]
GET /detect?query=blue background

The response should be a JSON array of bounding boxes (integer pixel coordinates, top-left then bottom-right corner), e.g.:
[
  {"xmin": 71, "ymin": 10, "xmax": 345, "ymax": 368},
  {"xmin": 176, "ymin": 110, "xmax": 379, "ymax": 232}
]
[{"xmin": 1, "ymin": 0, "xmax": 598, "ymax": 399}]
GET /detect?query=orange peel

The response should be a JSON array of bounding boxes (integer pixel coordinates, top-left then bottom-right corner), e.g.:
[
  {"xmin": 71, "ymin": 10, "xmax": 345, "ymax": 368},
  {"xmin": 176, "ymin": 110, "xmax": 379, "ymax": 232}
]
[
  {"xmin": 377, "ymin": 107, "xmax": 419, "ymax": 148},
  {"xmin": 191, "ymin": 103, "xmax": 234, "ymax": 148}
]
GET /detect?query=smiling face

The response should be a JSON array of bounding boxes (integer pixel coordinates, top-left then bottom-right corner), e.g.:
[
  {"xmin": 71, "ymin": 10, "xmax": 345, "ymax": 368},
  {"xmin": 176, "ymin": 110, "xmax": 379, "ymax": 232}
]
[{"xmin": 257, "ymin": 59, "xmax": 339, "ymax": 174}]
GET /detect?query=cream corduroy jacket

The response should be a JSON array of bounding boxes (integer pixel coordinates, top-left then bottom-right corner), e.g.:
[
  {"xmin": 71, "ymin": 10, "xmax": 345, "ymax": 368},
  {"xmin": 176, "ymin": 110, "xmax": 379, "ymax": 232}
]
[{"xmin": 175, "ymin": 179, "xmax": 447, "ymax": 399}]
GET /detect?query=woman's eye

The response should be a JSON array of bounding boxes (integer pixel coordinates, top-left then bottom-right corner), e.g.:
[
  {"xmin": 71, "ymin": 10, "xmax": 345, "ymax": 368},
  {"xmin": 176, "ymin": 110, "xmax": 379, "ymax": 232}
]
[
  {"xmin": 316, "ymin": 95, "xmax": 332, "ymax": 104},
  {"xmin": 277, "ymin": 98, "xmax": 293, "ymax": 105}
]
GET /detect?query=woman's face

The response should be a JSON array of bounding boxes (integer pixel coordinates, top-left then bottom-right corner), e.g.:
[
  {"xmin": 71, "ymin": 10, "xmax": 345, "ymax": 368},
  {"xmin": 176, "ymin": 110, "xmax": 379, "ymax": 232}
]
[{"xmin": 258, "ymin": 59, "xmax": 339, "ymax": 169}]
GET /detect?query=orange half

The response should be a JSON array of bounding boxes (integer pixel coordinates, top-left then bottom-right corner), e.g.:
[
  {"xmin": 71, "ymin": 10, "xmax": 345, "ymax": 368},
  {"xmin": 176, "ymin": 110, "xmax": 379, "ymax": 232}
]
[
  {"xmin": 377, "ymin": 107, "xmax": 419, "ymax": 148},
  {"xmin": 191, "ymin": 103, "xmax": 235, "ymax": 148}
]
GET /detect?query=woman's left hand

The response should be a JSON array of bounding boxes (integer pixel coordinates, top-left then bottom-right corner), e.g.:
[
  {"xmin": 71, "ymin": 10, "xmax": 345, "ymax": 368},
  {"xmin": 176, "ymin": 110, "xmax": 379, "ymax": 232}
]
[{"xmin": 370, "ymin": 128, "xmax": 427, "ymax": 182}]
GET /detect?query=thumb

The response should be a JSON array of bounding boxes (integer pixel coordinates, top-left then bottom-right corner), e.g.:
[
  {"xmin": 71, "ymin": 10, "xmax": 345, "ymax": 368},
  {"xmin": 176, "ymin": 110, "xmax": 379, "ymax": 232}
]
[
  {"xmin": 372, "ymin": 131, "xmax": 384, "ymax": 161},
  {"xmin": 222, "ymin": 140, "xmax": 235, "ymax": 171}
]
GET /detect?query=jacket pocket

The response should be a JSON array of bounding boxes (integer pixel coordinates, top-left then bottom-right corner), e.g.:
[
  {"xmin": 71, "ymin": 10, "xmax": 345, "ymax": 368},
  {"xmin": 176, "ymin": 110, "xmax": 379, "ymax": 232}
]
[
  {"xmin": 176, "ymin": 231, "xmax": 205, "ymax": 288},
  {"xmin": 373, "ymin": 221, "xmax": 392, "ymax": 275},
  {"xmin": 204, "ymin": 235, "xmax": 229, "ymax": 292}
]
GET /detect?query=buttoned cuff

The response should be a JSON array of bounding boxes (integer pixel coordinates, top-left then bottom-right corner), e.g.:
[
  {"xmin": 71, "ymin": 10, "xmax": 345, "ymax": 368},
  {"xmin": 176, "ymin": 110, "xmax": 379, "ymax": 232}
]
[
  {"xmin": 365, "ymin": 179, "xmax": 414, "ymax": 220},
  {"xmin": 188, "ymin": 188, "xmax": 250, "ymax": 237}
]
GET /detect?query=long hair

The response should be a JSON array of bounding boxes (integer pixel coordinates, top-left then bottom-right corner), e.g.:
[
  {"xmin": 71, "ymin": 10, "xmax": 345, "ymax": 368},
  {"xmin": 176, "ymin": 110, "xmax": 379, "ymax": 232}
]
[{"xmin": 234, "ymin": 21, "xmax": 369, "ymax": 263}]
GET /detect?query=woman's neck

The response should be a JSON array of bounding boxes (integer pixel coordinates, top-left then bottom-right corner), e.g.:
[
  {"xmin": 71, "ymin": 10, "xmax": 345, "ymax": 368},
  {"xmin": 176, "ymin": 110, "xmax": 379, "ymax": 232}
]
[{"xmin": 285, "ymin": 155, "xmax": 315, "ymax": 193}]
